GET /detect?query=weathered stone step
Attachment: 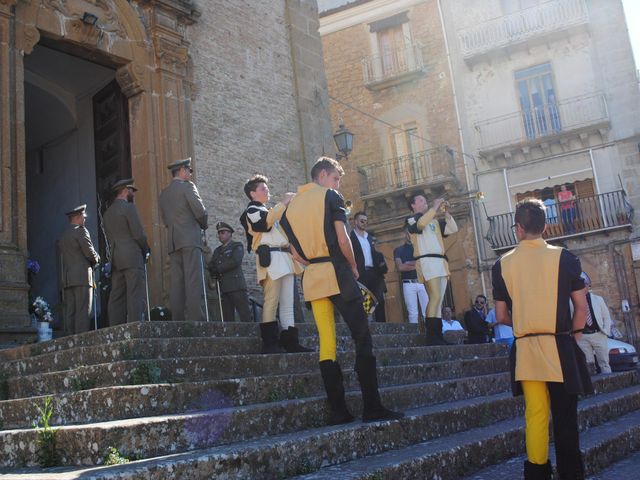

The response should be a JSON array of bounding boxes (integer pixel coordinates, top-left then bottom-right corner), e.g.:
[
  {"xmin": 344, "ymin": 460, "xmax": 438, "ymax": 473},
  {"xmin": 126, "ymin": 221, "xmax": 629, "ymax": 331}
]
[
  {"xmin": 2, "ymin": 376, "xmax": 635, "ymax": 478},
  {"xmin": 4, "ymin": 343, "xmax": 507, "ymax": 399},
  {"xmin": 588, "ymin": 450, "xmax": 640, "ymax": 479},
  {"xmin": 464, "ymin": 408, "xmax": 640, "ymax": 479},
  {"xmin": 0, "ymin": 372, "xmax": 516, "ymax": 468},
  {"xmin": 291, "ymin": 384, "xmax": 640, "ymax": 480},
  {"xmin": 0, "ymin": 333, "xmax": 430, "ymax": 378},
  {"xmin": 0, "ymin": 321, "xmax": 420, "ymax": 362},
  {"xmin": 0, "ymin": 357, "xmax": 512, "ymax": 429}
]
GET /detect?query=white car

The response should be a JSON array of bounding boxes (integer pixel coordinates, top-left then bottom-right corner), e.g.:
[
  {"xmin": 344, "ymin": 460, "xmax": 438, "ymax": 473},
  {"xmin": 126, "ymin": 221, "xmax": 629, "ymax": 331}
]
[{"xmin": 607, "ymin": 338, "xmax": 639, "ymax": 372}]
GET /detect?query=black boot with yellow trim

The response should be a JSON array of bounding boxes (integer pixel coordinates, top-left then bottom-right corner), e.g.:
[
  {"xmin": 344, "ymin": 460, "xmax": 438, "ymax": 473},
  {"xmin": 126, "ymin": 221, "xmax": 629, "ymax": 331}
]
[
  {"xmin": 319, "ymin": 360, "xmax": 355, "ymax": 425},
  {"xmin": 355, "ymin": 355, "xmax": 404, "ymax": 423},
  {"xmin": 259, "ymin": 321, "xmax": 285, "ymax": 354},
  {"xmin": 279, "ymin": 326, "xmax": 313, "ymax": 353}
]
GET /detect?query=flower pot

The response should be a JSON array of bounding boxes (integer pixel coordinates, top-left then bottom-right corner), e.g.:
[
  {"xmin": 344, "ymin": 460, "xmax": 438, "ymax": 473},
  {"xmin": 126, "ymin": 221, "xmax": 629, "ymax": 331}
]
[{"xmin": 37, "ymin": 322, "xmax": 52, "ymax": 342}]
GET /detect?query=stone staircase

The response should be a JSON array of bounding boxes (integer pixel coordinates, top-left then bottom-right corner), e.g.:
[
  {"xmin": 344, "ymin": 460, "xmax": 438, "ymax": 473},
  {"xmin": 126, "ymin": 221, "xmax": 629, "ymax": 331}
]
[{"xmin": 0, "ymin": 321, "xmax": 638, "ymax": 479}]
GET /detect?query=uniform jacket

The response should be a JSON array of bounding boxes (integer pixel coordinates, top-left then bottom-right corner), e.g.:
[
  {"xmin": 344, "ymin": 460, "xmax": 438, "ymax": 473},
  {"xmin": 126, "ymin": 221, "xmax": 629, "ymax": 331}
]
[
  {"xmin": 406, "ymin": 209, "xmax": 458, "ymax": 282},
  {"xmin": 349, "ymin": 230, "xmax": 388, "ymax": 279},
  {"xmin": 240, "ymin": 201, "xmax": 302, "ymax": 282},
  {"xmin": 103, "ymin": 198, "xmax": 150, "ymax": 270},
  {"xmin": 159, "ymin": 179, "xmax": 208, "ymax": 253},
  {"xmin": 58, "ymin": 224, "xmax": 100, "ymax": 287},
  {"xmin": 570, "ymin": 292, "xmax": 613, "ymax": 336},
  {"xmin": 208, "ymin": 240, "xmax": 247, "ymax": 293}
]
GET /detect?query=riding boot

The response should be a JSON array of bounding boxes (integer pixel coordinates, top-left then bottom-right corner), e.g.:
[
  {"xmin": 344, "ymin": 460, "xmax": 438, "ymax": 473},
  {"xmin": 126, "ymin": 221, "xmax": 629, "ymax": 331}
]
[
  {"xmin": 524, "ymin": 460, "xmax": 552, "ymax": 480},
  {"xmin": 319, "ymin": 360, "xmax": 355, "ymax": 425},
  {"xmin": 426, "ymin": 317, "xmax": 448, "ymax": 346},
  {"xmin": 259, "ymin": 321, "xmax": 285, "ymax": 354},
  {"xmin": 279, "ymin": 326, "xmax": 313, "ymax": 353},
  {"xmin": 355, "ymin": 355, "xmax": 404, "ymax": 422}
]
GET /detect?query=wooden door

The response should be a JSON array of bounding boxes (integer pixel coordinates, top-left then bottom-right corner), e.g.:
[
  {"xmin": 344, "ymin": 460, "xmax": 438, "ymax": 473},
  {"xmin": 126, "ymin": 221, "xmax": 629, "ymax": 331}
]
[{"xmin": 93, "ymin": 80, "xmax": 131, "ymax": 327}]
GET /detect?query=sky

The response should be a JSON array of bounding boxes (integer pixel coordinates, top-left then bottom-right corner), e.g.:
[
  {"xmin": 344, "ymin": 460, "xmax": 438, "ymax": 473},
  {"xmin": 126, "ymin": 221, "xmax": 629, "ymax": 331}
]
[{"xmin": 317, "ymin": 0, "xmax": 640, "ymax": 68}]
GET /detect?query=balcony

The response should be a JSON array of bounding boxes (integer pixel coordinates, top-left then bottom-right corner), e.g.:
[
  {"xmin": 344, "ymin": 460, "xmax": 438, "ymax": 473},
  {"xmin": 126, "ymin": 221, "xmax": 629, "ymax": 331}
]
[
  {"xmin": 362, "ymin": 43, "xmax": 425, "ymax": 90},
  {"xmin": 458, "ymin": 0, "xmax": 588, "ymax": 63},
  {"xmin": 486, "ymin": 190, "xmax": 633, "ymax": 251},
  {"xmin": 359, "ymin": 148, "xmax": 455, "ymax": 199},
  {"xmin": 475, "ymin": 93, "xmax": 609, "ymax": 155}
]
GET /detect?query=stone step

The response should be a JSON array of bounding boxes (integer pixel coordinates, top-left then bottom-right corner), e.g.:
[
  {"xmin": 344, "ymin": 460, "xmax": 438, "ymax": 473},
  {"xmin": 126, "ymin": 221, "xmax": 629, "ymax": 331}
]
[
  {"xmin": 0, "ymin": 321, "xmax": 420, "ymax": 362},
  {"xmin": 463, "ymin": 407, "xmax": 640, "ymax": 479},
  {"xmin": 291, "ymin": 385, "xmax": 640, "ymax": 480},
  {"xmin": 4, "ymin": 343, "xmax": 507, "ymax": 399},
  {"xmin": 0, "ymin": 357, "xmax": 513, "ymax": 430},
  {"xmin": 0, "ymin": 372, "xmax": 517, "ymax": 468},
  {"xmin": 588, "ymin": 450, "xmax": 640, "ymax": 479},
  {"xmin": 1, "ymin": 376, "xmax": 636, "ymax": 478},
  {"xmin": 0, "ymin": 333, "xmax": 430, "ymax": 378}
]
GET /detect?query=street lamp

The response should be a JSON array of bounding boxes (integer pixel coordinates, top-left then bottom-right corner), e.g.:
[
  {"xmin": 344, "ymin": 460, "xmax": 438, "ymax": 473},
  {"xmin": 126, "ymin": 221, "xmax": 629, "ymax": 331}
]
[{"xmin": 333, "ymin": 123, "xmax": 353, "ymax": 161}]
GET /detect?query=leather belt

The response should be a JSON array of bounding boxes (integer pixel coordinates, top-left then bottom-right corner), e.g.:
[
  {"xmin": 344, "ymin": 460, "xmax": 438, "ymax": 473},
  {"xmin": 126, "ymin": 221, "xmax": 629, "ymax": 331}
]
[
  {"xmin": 269, "ymin": 247, "xmax": 290, "ymax": 253},
  {"xmin": 402, "ymin": 279, "xmax": 420, "ymax": 283},
  {"xmin": 414, "ymin": 253, "xmax": 448, "ymax": 261}
]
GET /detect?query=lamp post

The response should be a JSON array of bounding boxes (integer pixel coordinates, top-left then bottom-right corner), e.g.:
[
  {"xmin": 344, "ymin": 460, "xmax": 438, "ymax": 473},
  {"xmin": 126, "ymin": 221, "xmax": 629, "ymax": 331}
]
[{"xmin": 333, "ymin": 123, "xmax": 353, "ymax": 161}]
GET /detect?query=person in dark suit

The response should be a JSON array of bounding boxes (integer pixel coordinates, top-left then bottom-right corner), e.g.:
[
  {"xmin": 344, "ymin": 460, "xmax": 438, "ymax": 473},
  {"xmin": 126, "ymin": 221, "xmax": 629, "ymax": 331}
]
[
  {"xmin": 208, "ymin": 222, "xmax": 251, "ymax": 322},
  {"xmin": 464, "ymin": 294, "xmax": 491, "ymax": 344},
  {"xmin": 104, "ymin": 178, "xmax": 150, "ymax": 325},
  {"xmin": 58, "ymin": 204, "xmax": 100, "ymax": 334},
  {"xmin": 349, "ymin": 212, "xmax": 388, "ymax": 323},
  {"xmin": 159, "ymin": 158, "xmax": 208, "ymax": 322}
]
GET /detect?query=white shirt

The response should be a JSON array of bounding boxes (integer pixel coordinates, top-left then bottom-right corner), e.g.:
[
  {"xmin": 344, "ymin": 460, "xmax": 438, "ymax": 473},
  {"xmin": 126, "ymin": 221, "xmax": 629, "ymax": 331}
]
[
  {"xmin": 442, "ymin": 319, "xmax": 464, "ymax": 332},
  {"xmin": 354, "ymin": 230, "xmax": 374, "ymax": 267},
  {"xmin": 486, "ymin": 308, "xmax": 513, "ymax": 340}
]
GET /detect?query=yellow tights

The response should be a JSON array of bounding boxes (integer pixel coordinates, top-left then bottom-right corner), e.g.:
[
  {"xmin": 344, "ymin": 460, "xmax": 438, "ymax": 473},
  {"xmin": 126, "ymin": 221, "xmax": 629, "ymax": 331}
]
[
  {"xmin": 311, "ymin": 298, "xmax": 337, "ymax": 362},
  {"xmin": 522, "ymin": 380, "xmax": 551, "ymax": 465}
]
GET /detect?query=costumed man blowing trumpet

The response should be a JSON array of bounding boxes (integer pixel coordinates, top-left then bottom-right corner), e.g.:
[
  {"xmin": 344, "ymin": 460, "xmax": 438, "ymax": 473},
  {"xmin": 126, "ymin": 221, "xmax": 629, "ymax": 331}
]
[{"xmin": 406, "ymin": 193, "xmax": 458, "ymax": 345}]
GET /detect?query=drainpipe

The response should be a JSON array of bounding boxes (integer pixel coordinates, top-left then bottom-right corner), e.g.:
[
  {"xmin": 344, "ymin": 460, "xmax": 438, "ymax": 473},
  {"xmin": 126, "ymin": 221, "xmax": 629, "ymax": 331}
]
[
  {"xmin": 503, "ymin": 168, "xmax": 513, "ymax": 213},
  {"xmin": 437, "ymin": 0, "xmax": 487, "ymax": 297},
  {"xmin": 588, "ymin": 148, "xmax": 608, "ymax": 227}
]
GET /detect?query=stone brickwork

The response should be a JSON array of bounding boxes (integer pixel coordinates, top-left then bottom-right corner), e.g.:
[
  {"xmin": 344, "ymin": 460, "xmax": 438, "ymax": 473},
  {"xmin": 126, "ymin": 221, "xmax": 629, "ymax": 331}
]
[{"xmin": 190, "ymin": 0, "xmax": 333, "ymax": 299}]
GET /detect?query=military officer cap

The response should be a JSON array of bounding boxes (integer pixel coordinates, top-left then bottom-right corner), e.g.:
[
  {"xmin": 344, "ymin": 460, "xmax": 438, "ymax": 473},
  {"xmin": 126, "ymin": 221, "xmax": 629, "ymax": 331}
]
[
  {"xmin": 65, "ymin": 204, "xmax": 87, "ymax": 217},
  {"xmin": 167, "ymin": 157, "xmax": 192, "ymax": 172},
  {"xmin": 112, "ymin": 178, "xmax": 138, "ymax": 192},
  {"xmin": 216, "ymin": 222, "xmax": 234, "ymax": 233}
]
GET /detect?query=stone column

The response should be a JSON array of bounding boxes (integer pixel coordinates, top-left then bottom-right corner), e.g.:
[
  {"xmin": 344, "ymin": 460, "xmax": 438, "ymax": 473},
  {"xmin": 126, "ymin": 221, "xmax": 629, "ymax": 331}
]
[{"xmin": 0, "ymin": 0, "xmax": 31, "ymax": 336}]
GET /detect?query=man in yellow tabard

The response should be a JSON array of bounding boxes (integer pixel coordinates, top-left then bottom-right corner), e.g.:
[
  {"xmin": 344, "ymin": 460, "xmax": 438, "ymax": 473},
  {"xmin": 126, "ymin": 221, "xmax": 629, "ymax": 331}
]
[
  {"xmin": 280, "ymin": 157, "xmax": 403, "ymax": 425},
  {"xmin": 492, "ymin": 199, "xmax": 593, "ymax": 480},
  {"xmin": 406, "ymin": 193, "xmax": 458, "ymax": 345}
]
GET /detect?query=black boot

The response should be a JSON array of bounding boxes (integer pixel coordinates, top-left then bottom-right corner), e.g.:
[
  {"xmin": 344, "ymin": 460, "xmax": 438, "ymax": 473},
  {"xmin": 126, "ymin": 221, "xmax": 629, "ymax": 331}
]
[
  {"xmin": 425, "ymin": 317, "xmax": 448, "ymax": 346},
  {"xmin": 524, "ymin": 460, "xmax": 552, "ymax": 480},
  {"xmin": 355, "ymin": 355, "xmax": 404, "ymax": 422},
  {"xmin": 319, "ymin": 360, "xmax": 355, "ymax": 425},
  {"xmin": 279, "ymin": 326, "xmax": 313, "ymax": 353},
  {"xmin": 260, "ymin": 321, "xmax": 285, "ymax": 354}
]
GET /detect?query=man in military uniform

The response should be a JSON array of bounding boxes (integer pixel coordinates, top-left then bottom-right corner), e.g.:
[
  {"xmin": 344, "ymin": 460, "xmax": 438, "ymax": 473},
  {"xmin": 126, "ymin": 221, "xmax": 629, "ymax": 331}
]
[
  {"xmin": 58, "ymin": 204, "xmax": 101, "ymax": 334},
  {"xmin": 280, "ymin": 157, "xmax": 403, "ymax": 425},
  {"xmin": 406, "ymin": 193, "xmax": 458, "ymax": 345},
  {"xmin": 240, "ymin": 174, "xmax": 311, "ymax": 353},
  {"xmin": 104, "ymin": 178, "xmax": 150, "ymax": 325},
  {"xmin": 208, "ymin": 221, "xmax": 251, "ymax": 322},
  {"xmin": 159, "ymin": 158, "xmax": 208, "ymax": 322}
]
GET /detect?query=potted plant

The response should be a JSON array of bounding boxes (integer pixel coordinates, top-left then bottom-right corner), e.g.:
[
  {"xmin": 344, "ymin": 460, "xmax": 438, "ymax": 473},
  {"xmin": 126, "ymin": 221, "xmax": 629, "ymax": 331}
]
[{"xmin": 30, "ymin": 296, "xmax": 54, "ymax": 342}]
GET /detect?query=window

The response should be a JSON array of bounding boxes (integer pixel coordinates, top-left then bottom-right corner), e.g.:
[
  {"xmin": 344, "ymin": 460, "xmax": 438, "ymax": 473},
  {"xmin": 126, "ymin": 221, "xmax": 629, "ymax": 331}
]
[
  {"xmin": 377, "ymin": 25, "xmax": 408, "ymax": 77},
  {"xmin": 500, "ymin": 0, "xmax": 544, "ymax": 15},
  {"xmin": 389, "ymin": 122, "xmax": 423, "ymax": 187},
  {"xmin": 515, "ymin": 63, "xmax": 561, "ymax": 139}
]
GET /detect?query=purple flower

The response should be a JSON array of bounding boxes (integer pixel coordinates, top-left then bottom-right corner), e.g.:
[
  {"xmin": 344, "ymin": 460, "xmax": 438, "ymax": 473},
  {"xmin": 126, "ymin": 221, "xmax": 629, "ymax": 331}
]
[{"xmin": 26, "ymin": 259, "xmax": 40, "ymax": 274}]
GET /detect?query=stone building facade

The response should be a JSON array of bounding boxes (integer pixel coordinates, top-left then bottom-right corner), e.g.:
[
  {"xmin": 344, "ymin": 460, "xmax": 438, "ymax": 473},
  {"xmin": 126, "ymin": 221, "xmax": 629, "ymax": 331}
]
[
  {"xmin": 439, "ymin": 0, "xmax": 640, "ymax": 344},
  {"xmin": 319, "ymin": 0, "xmax": 484, "ymax": 323},
  {"xmin": 0, "ymin": 0, "xmax": 333, "ymax": 343}
]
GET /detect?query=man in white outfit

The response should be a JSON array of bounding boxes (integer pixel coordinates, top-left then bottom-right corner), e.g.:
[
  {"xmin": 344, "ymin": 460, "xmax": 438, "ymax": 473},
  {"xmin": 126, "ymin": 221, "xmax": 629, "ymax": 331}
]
[
  {"xmin": 572, "ymin": 272, "xmax": 612, "ymax": 374},
  {"xmin": 394, "ymin": 229, "xmax": 428, "ymax": 325}
]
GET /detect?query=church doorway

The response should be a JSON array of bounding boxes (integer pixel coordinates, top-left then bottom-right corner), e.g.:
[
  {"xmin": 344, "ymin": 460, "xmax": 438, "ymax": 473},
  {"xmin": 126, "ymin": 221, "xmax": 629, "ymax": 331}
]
[{"xmin": 24, "ymin": 43, "xmax": 131, "ymax": 330}]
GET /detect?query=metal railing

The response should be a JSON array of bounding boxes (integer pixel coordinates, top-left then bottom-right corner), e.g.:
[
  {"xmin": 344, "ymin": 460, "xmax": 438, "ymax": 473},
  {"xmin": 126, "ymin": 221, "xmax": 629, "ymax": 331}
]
[
  {"xmin": 458, "ymin": 0, "xmax": 588, "ymax": 59},
  {"xmin": 475, "ymin": 93, "xmax": 608, "ymax": 152},
  {"xmin": 362, "ymin": 42, "xmax": 425, "ymax": 87},
  {"xmin": 359, "ymin": 148, "xmax": 453, "ymax": 196},
  {"xmin": 486, "ymin": 190, "xmax": 633, "ymax": 250}
]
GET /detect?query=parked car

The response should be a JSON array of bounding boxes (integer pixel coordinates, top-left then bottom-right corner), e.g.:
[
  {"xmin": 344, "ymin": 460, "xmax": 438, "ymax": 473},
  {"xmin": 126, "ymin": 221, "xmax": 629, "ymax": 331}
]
[{"xmin": 607, "ymin": 338, "xmax": 639, "ymax": 372}]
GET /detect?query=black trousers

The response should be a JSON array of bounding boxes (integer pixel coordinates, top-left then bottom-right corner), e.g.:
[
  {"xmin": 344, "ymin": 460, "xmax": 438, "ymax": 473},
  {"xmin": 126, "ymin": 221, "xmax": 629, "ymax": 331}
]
[
  {"xmin": 329, "ymin": 293, "xmax": 374, "ymax": 361},
  {"xmin": 221, "ymin": 289, "xmax": 252, "ymax": 322},
  {"xmin": 548, "ymin": 382, "xmax": 583, "ymax": 479},
  {"xmin": 359, "ymin": 269, "xmax": 386, "ymax": 323}
]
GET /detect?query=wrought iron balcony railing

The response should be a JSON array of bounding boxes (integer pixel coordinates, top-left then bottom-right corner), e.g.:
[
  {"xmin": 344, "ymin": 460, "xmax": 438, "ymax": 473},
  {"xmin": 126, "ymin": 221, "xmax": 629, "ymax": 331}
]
[
  {"xmin": 475, "ymin": 93, "xmax": 608, "ymax": 153},
  {"xmin": 359, "ymin": 148, "xmax": 454, "ymax": 197},
  {"xmin": 362, "ymin": 43, "xmax": 425, "ymax": 88},
  {"xmin": 486, "ymin": 190, "xmax": 633, "ymax": 250},
  {"xmin": 458, "ymin": 0, "xmax": 588, "ymax": 60}
]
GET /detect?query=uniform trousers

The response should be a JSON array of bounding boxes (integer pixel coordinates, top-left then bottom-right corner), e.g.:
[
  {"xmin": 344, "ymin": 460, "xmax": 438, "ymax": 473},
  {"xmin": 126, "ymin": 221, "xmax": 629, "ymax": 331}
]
[
  {"xmin": 262, "ymin": 273, "xmax": 294, "ymax": 329},
  {"xmin": 522, "ymin": 380, "xmax": 583, "ymax": 479},
  {"xmin": 169, "ymin": 246, "xmax": 206, "ymax": 322},
  {"xmin": 221, "ymin": 289, "xmax": 252, "ymax": 322},
  {"xmin": 360, "ymin": 269, "xmax": 386, "ymax": 323},
  {"xmin": 64, "ymin": 285, "xmax": 93, "ymax": 334},
  {"xmin": 401, "ymin": 280, "xmax": 428, "ymax": 324},
  {"xmin": 577, "ymin": 331, "xmax": 611, "ymax": 373},
  {"xmin": 424, "ymin": 276, "xmax": 448, "ymax": 317},
  {"xmin": 109, "ymin": 267, "xmax": 145, "ymax": 325}
]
